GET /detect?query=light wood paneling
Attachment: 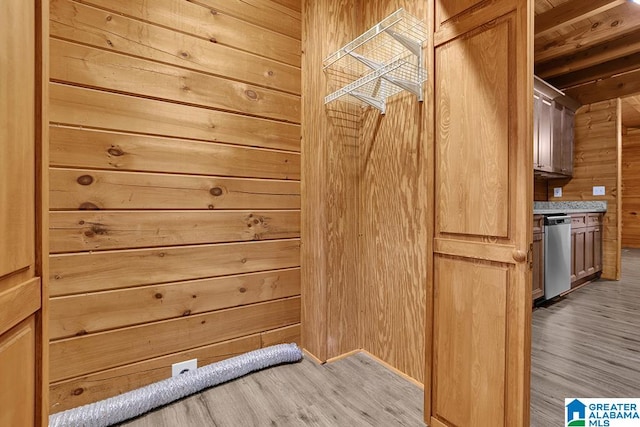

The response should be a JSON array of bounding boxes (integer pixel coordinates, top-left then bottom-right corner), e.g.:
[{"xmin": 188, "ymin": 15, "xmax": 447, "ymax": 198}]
[
  {"xmin": 49, "ymin": 127, "xmax": 299, "ymax": 180},
  {"xmin": 0, "ymin": 317, "xmax": 36, "ymax": 427},
  {"xmin": 50, "ymin": 84, "xmax": 300, "ymax": 152},
  {"xmin": 50, "ymin": 211, "xmax": 300, "ymax": 253},
  {"xmin": 48, "ymin": 0, "xmax": 301, "ymax": 408},
  {"xmin": 50, "ymin": 169, "xmax": 300, "ymax": 211},
  {"xmin": 193, "ymin": 0, "xmax": 301, "ymax": 39},
  {"xmin": 357, "ymin": 1, "xmax": 429, "ymax": 385},
  {"xmin": 50, "ymin": 41, "xmax": 300, "ymax": 124},
  {"xmin": 50, "ymin": 269, "xmax": 300, "ymax": 339},
  {"xmin": 301, "ymin": 0, "xmax": 359, "ymax": 362},
  {"xmin": 50, "ymin": 0, "xmax": 300, "ymax": 94},
  {"xmin": 622, "ymin": 129, "xmax": 640, "ymax": 248},
  {"xmin": 548, "ymin": 99, "xmax": 622, "ymax": 280},
  {"xmin": 433, "ymin": 257, "xmax": 507, "ymax": 427},
  {"xmin": 75, "ymin": 0, "xmax": 301, "ymax": 67},
  {"xmin": 50, "ymin": 239, "xmax": 300, "ymax": 296},
  {"xmin": 50, "ymin": 297, "xmax": 300, "ymax": 381},
  {"xmin": 260, "ymin": 323, "xmax": 301, "ymax": 347}
]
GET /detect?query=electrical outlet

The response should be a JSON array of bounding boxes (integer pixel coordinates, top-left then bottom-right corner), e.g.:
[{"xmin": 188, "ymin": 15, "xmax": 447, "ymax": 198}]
[
  {"xmin": 172, "ymin": 359, "xmax": 197, "ymax": 377},
  {"xmin": 553, "ymin": 187, "xmax": 562, "ymax": 197},
  {"xmin": 593, "ymin": 186, "xmax": 605, "ymax": 196}
]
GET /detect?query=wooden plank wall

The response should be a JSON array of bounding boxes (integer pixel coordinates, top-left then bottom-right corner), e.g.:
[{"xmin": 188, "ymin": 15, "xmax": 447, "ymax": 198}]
[
  {"xmin": 548, "ymin": 99, "xmax": 622, "ymax": 280},
  {"xmin": 48, "ymin": 0, "xmax": 301, "ymax": 412},
  {"xmin": 301, "ymin": 0, "xmax": 360, "ymax": 362},
  {"xmin": 358, "ymin": 1, "xmax": 428, "ymax": 383},
  {"xmin": 534, "ymin": 180, "xmax": 548, "ymax": 201},
  {"xmin": 622, "ymin": 129, "xmax": 640, "ymax": 248},
  {"xmin": 302, "ymin": 0, "xmax": 428, "ymax": 383}
]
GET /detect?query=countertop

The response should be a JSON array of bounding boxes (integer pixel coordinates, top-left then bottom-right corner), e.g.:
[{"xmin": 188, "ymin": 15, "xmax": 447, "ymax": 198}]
[{"xmin": 533, "ymin": 201, "xmax": 607, "ymax": 215}]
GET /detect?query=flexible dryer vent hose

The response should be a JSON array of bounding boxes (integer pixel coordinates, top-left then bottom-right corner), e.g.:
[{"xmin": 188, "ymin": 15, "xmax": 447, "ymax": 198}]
[{"xmin": 49, "ymin": 343, "xmax": 303, "ymax": 427}]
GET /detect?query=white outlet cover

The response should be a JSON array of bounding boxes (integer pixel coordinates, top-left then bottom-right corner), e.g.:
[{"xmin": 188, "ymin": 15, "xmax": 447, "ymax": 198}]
[
  {"xmin": 593, "ymin": 186, "xmax": 605, "ymax": 196},
  {"xmin": 172, "ymin": 359, "xmax": 197, "ymax": 377},
  {"xmin": 553, "ymin": 187, "xmax": 562, "ymax": 197}
]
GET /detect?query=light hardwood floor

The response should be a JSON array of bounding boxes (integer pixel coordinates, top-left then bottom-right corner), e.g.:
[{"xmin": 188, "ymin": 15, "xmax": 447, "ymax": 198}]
[
  {"xmin": 530, "ymin": 248, "xmax": 640, "ymax": 426},
  {"xmin": 120, "ymin": 352, "xmax": 425, "ymax": 427},
  {"xmin": 120, "ymin": 249, "xmax": 640, "ymax": 426}
]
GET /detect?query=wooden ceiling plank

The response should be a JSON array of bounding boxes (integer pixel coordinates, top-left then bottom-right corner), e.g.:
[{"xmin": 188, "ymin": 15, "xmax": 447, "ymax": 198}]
[
  {"xmin": 535, "ymin": 0, "xmax": 626, "ymax": 36},
  {"xmin": 536, "ymin": 30, "xmax": 640, "ymax": 79},
  {"xmin": 565, "ymin": 68, "xmax": 640, "ymax": 105},
  {"xmin": 535, "ymin": 4, "xmax": 640, "ymax": 64},
  {"xmin": 547, "ymin": 52, "xmax": 640, "ymax": 89}
]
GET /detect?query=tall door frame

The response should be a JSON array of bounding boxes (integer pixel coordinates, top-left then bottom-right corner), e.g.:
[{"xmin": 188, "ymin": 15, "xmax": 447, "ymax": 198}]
[
  {"xmin": 0, "ymin": 0, "xmax": 49, "ymax": 425},
  {"xmin": 426, "ymin": 0, "xmax": 533, "ymax": 426}
]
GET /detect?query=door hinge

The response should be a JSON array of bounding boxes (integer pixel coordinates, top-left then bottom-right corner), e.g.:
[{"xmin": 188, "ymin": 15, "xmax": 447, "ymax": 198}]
[{"xmin": 527, "ymin": 242, "xmax": 533, "ymax": 270}]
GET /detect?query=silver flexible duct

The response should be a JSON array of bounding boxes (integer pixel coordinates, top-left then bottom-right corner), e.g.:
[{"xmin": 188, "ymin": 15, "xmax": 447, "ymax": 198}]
[{"xmin": 49, "ymin": 343, "xmax": 303, "ymax": 427}]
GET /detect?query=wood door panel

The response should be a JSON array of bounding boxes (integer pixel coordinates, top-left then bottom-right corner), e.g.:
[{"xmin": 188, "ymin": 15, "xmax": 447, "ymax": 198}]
[
  {"xmin": 436, "ymin": 0, "xmax": 487, "ymax": 24},
  {"xmin": 0, "ymin": 0, "xmax": 36, "ymax": 277},
  {"xmin": 0, "ymin": 316, "xmax": 36, "ymax": 427},
  {"xmin": 0, "ymin": 278, "xmax": 41, "ymax": 336},
  {"xmin": 436, "ymin": 18, "xmax": 510, "ymax": 239},
  {"xmin": 433, "ymin": 256, "xmax": 507, "ymax": 427}
]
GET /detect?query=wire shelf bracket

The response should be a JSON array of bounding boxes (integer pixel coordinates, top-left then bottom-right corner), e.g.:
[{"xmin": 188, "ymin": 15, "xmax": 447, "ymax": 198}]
[{"xmin": 323, "ymin": 8, "xmax": 428, "ymax": 114}]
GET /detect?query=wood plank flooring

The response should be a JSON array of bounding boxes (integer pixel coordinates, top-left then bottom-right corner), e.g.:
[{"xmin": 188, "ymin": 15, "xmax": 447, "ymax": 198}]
[
  {"xmin": 120, "ymin": 352, "xmax": 425, "ymax": 427},
  {"xmin": 530, "ymin": 248, "xmax": 640, "ymax": 427}
]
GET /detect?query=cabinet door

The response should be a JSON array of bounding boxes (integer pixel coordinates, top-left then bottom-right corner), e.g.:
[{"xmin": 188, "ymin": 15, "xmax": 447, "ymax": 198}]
[
  {"xmin": 537, "ymin": 96, "xmax": 553, "ymax": 171},
  {"xmin": 533, "ymin": 92, "xmax": 541, "ymax": 168},
  {"xmin": 585, "ymin": 227, "xmax": 595, "ymax": 276},
  {"xmin": 552, "ymin": 102, "xmax": 563, "ymax": 173},
  {"xmin": 570, "ymin": 228, "xmax": 577, "ymax": 282},
  {"xmin": 561, "ymin": 108, "xmax": 574, "ymax": 176},
  {"xmin": 574, "ymin": 230, "xmax": 586, "ymax": 281},
  {"xmin": 0, "ymin": 317, "xmax": 36, "ymax": 427},
  {"xmin": 594, "ymin": 225, "xmax": 602, "ymax": 273},
  {"xmin": 532, "ymin": 232, "xmax": 544, "ymax": 301},
  {"xmin": 432, "ymin": 2, "xmax": 532, "ymax": 425}
]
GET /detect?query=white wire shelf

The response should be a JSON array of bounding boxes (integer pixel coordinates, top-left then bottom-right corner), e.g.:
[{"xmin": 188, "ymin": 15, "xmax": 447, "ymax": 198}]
[{"xmin": 323, "ymin": 8, "xmax": 428, "ymax": 114}]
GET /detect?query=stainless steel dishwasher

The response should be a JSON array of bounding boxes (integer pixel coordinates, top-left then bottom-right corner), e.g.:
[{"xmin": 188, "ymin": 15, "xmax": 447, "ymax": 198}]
[{"xmin": 544, "ymin": 214, "xmax": 571, "ymax": 300}]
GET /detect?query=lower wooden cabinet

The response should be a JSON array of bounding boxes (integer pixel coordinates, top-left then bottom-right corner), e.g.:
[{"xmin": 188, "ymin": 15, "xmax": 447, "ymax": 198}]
[{"xmin": 570, "ymin": 213, "xmax": 603, "ymax": 288}]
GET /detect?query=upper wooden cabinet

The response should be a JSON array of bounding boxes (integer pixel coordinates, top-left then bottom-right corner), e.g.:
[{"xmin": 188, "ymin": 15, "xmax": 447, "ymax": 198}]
[{"xmin": 533, "ymin": 77, "xmax": 576, "ymax": 178}]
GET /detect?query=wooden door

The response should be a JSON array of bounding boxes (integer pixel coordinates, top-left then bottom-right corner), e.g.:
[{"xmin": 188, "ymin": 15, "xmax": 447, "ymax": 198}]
[
  {"xmin": 585, "ymin": 227, "xmax": 595, "ymax": 276},
  {"xmin": 0, "ymin": 1, "xmax": 48, "ymax": 426},
  {"xmin": 429, "ymin": 0, "xmax": 532, "ymax": 426}
]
